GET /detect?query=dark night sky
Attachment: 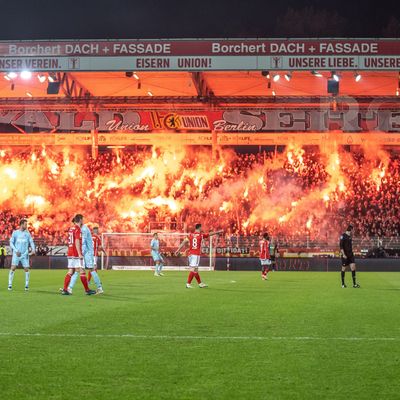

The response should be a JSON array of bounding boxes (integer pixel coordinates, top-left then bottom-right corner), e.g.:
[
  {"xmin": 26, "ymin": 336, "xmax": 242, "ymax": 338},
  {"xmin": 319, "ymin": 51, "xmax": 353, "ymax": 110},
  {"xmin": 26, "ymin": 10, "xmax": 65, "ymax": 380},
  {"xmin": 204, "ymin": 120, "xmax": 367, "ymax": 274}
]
[{"xmin": 0, "ymin": 0, "xmax": 399, "ymax": 39}]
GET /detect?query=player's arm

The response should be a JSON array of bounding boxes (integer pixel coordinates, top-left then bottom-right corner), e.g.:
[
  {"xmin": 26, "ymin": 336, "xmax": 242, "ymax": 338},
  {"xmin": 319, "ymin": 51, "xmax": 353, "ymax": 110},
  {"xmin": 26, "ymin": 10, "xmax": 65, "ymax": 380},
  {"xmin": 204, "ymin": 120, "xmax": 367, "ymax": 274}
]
[
  {"xmin": 10, "ymin": 232, "xmax": 17, "ymax": 252},
  {"xmin": 10, "ymin": 232, "xmax": 20, "ymax": 256},
  {"xmin": 175, "ymin": 237, "xmax": 189, "ymax": 255},
  {"xmin": 75, "ymin": 238, "xmax": 83, "ymax": 258},
  {"xmin": 27, "ymin": 234, "xmax": 35, "ymax": 256},
  {"xmin": 339, "ymin": 236, "xmax": 347, "ymax": 258},
  {"xmin": 81, "ymin": 228, "xmax": 88, "ymax": 255},
  {"xmin": 98, "ymin": 244, "xmax": 107, "ymax": 255},
  {"xmin": 209, "ymin": 229, "xmax": 223, "ymax": 236}
]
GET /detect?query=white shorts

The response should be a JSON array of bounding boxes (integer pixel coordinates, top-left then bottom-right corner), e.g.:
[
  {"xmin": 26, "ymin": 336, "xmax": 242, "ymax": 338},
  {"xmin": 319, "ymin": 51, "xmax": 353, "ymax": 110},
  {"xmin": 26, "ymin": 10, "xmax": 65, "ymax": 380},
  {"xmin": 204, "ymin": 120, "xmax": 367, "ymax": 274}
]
[
  {"xmin": 188, "ymin": 254, "xmax": 200, "ymax": 268},
  {"xmin": 94, "ymin": 256, "xmax": 98, "ymax": 266},
  {"xmin": 260, "ymin": 259, "xmax": 272, "ymax": 266},
  {"xmin": 68, "ymin": 258, "xmax": 83, "ymax": 269}
]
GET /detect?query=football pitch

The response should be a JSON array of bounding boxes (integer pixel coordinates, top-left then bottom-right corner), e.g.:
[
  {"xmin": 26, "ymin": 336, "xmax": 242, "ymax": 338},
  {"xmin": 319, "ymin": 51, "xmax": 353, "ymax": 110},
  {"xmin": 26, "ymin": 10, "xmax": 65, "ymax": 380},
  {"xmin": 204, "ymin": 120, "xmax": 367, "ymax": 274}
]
[{"xmin": 0, "ymin": 270, "xmax": 399, "ymax": 400}]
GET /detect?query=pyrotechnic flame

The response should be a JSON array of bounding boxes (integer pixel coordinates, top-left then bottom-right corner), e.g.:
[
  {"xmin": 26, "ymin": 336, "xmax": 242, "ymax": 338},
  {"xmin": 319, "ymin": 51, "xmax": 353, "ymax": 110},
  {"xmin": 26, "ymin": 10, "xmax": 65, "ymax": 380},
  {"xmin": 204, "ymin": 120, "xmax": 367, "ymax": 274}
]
[
  {"xmin": 220, "ymin": 201, "xmax": 232, "ymax": 212},
  {"xmin": 279, "ymin": 215, "xmax": 288, "ymax": 223},
  {"xmin": 0, "ymin": 144, "xmax": 396, "ymax": 241},
  {"xmin": 371, "ymin": 163, "xmax": 387, "ymax": 191},
  {"xmin": 287, "ymin": 151, "xmax": 294, "ymax": 165},
  {"xmin": 4, "ymin": 168, "xmax": 17, "ymax": 179},
  {"xmin": 149, "ymin": 196, "xmax": 179, "ymax": 212}
]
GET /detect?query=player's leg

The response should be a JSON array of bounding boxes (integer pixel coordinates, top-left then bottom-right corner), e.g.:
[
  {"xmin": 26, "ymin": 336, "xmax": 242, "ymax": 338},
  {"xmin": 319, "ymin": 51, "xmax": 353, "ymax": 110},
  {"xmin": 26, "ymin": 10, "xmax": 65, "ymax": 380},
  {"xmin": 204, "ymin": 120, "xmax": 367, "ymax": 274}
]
[
  {"xmin": 61, "ymin": 262, "xmax": 75, "ymax": 295},
  {"xmin": 78, "ymin": 256, "xmax": 96, "ymax": 294},
  {"xmin": 91, "ymin": 256, "xmax": 104, "ymax": 293},
  {"xmin": 341, "ymin": 257, "xmax": 347, "ymax": 288},
  {"xmin": 261, "ymin": 260, "xmax": 267, "ymax": 280},
  {"xmin": 22, "ymin": 257, "xmax": 30, "ymax": 290},
  {"xmin": 90, "ymin": 268, "xmax": 103, "ymax": 294},
  {"xmin": 8, "ymin": 259, "xmax": 17, "ymax": 290},
  {"xmin": 264, "ymin": 260, "xmax": 271, "ymax": 280},
  {"xmin": 68, "ymin": 270, "xmax": 80, "ymax": 292},
  {"xmin": 78, "ymin": 266, "xmax": 94, "ymax": 294},
  {"xmin": 154, "ymin": 260, "xmax": 160, "ymax": 276},
  {"xmin": 85, "ymin": 255, "xmax": 103, "ymax": 294},
  {"xmin": 186, "ymin": 256, "xmax": 196, "ymax": 288},
  {"xmin": 158, "ymin": 255, "xmax": 165, "ymax": 276},
  {"xmin": 193, "ymin": 256, "xmax": 207, "ymax": 288},
  {"xmin": 350, "ymin": 261, "xmax": 360, "ymax": 288},
  {"xmin": 152, "ymin": 251, "xmax": 162, "ymax": 276},
  {"xmin": 88, "ymin": 256, "xmax": 98, "ymax": 283}
]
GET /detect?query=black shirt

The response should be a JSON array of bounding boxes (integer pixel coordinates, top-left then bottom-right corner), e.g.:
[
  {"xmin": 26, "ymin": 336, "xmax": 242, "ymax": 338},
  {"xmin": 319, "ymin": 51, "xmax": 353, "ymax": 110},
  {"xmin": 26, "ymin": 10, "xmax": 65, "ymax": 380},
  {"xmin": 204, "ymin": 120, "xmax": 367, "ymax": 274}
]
[{"xmin": 339, "ymin": 233, "xmax": 353, "ymax": 257}]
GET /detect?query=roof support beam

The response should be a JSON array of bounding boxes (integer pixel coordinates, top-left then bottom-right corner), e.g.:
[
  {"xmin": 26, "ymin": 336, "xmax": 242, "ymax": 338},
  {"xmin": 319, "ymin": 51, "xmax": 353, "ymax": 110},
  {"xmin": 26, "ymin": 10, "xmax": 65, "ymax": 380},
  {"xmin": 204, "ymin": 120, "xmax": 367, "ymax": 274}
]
[
  {"xmin": 0, "ymin": 96, "xmax": 398, "ymax": 108},
  {"xmin": 56, "ymin": 73, "xmax": 92, "ymax": 98},
  {"xmin": 191, "ymin": 72, "xmax": 213, "ymax": 99}
]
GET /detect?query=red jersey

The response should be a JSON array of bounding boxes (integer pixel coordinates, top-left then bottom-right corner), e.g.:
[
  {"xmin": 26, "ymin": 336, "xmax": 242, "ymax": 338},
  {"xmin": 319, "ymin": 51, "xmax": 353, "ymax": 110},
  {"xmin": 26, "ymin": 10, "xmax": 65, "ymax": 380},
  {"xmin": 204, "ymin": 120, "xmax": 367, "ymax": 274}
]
[
  {"xmin": 67, "ymin": 225, "xmax": 82, "ymax": 257},
  {"xmin": 188, "ymin": 232, "xmax": 209, "ymax": 256},
  {"xmin": 92, "ymin": 234, "xmax": 101, "ymax": 256},
  {"xmin": 259, "ymin": 239, "xmax": 270, "ymax": 260}
]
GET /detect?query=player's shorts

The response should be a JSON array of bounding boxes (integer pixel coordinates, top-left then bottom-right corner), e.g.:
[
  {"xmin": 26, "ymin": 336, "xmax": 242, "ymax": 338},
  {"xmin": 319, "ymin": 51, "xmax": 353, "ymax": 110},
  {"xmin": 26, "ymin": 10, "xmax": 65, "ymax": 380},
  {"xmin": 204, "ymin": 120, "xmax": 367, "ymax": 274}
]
[
  {"xmin": 83, "ymin": 253, "xmax": 95, "ymax": 269},
  {"xmin": 11, "ymin": 254, "xmax": 29, "ymax": 268},
  {"xmin": 151, "ymin": 251, "xmax": 162, "ymax": 262},
  {"xmin": 188, "ymin": 254, "xmax": 200, "ymax": 268},
  {"xmin": 67, "ymin": 257, "xmax": 83, "ymax": 269},
  {"xmin": 341, "ymin": 254, "xmax": 355, "ymax": 267},
  {"xmin": 94, "ymin": 256, "xmax": 98, "ymax": 267},
  {"xmin": 260, "ymin": 259, "xmax": 272, "ymax": 266}
]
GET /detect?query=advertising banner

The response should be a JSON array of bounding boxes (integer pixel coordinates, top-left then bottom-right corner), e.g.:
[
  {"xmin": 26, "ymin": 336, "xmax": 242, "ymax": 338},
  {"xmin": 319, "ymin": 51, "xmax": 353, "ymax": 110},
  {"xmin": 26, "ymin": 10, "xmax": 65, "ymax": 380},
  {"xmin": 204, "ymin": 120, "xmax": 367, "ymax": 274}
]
[
  {"xmin": 0, "ymin": 109, "xmax": 399, "ymax": 133},
  {"xmin": 0, "ymin": 39, "xmax": 399, "ymax": 71}
]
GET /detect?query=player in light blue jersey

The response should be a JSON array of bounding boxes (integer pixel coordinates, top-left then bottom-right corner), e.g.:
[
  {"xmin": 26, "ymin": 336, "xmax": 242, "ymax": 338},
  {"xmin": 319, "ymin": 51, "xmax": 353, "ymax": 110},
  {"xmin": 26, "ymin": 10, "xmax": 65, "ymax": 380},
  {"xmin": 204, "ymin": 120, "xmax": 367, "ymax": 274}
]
[
  {"xmin": 151, "ymin": 232, "xmax": 164, "ymax": 276},
  {"xmin": 68, "ymin": 223, "xmax": 104, "ymax": 294},
  {"xmin": 9, "ymin": 219, "xmax": 35, "ymax": 291}
]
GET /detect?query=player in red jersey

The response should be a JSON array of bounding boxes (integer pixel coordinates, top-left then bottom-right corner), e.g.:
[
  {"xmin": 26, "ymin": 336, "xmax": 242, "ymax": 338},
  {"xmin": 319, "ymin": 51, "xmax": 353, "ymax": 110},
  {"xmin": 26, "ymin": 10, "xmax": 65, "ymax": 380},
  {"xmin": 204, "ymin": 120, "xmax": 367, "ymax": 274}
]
[
  {"xmin": 175, "ymin": 223, "xmax": 223, "ymax": 289},
  {"xmin": 61, "ymin": 214, "xmax": 96, "ymax": 296},
  {"xmin": 87, "ymin": 226, "xmax": 106, "ymax": 285},
  {"xmin": 259, "ymin": 233, "xmax": 271, "ymax": 281}
]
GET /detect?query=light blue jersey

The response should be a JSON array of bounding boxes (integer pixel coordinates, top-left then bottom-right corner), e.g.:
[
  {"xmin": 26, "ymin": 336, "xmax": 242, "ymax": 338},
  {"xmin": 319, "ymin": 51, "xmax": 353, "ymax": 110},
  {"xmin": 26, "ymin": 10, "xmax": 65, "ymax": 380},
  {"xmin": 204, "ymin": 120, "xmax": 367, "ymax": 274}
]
[
  {"xmin": 10, "ymin": 229, "xmax": 35, "ymax": 257},
  {"xmin": 81, "ymin": 224, "xmax": 95, "ymax": 268},
  {"xmin": 10, "ymin": 229, "xmax": 35, "ymax": 268},
  {"xmin": 81, "ymin": 225, "xmax": 94, "ymax": 255},
  {"xmin": 151, "ymin": 238, "xmax": 160, "ymax": 252},
  {"xmin": 151, "ymin": 238, "xmax": 162, "ymax": 262}
]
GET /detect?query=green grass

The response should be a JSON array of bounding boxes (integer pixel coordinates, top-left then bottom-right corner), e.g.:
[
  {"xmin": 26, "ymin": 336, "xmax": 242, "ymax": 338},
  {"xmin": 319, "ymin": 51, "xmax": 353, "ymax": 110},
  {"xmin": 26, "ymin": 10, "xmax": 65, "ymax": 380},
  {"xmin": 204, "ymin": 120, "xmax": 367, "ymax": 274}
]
[{"xmin": 0, "ymin": 270, "xmax": 399, "ymax": 400}]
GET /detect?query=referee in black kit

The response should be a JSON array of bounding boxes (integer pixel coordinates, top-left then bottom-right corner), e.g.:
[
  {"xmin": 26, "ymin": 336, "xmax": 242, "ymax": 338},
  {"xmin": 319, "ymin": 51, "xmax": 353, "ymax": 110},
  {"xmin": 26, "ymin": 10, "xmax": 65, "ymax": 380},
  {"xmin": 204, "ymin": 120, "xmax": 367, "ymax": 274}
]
[{"xmin": 340, "ymin": 225, "xmax": 360, "ymax": 288}]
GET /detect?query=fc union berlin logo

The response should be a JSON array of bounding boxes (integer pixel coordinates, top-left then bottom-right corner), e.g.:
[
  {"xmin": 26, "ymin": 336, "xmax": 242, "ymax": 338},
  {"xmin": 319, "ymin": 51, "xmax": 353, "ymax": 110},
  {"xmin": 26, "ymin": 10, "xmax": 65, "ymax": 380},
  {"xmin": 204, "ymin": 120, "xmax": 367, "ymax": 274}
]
[{"xmin": 163, "ymin": 113, "xmax": 181, "ymax": 129}]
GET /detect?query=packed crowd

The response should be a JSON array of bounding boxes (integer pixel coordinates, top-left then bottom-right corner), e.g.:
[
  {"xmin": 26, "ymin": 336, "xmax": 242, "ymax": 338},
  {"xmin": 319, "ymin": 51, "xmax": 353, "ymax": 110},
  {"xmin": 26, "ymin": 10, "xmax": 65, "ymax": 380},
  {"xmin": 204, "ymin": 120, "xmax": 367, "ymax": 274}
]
[{"xmin": 0, "ymin": 146, "xmax": 398, "ymax": 246}]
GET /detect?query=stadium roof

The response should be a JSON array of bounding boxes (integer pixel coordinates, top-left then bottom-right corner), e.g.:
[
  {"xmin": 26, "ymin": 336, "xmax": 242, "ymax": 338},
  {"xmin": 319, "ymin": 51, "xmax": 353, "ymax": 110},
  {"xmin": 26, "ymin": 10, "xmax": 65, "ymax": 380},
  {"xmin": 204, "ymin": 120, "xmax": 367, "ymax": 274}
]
[{"xmin": 0, "ymin": 71, "xmax": 399, "ymax": 108}]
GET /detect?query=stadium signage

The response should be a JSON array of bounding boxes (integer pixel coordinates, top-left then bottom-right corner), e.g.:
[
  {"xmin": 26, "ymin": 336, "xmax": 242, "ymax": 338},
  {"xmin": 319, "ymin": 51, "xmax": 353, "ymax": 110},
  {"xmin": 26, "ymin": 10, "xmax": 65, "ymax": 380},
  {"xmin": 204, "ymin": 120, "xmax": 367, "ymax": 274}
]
[
  {"xmin": 0, "ymin": 109, "xmax": 399, "ymax": 133},
  {"xmin": 0, "ymin": 39, "xmax": 399, "ymax": 71},
  {"xmin": 1, "ymin": 132, "xmax": 400, "ymax": 146}
]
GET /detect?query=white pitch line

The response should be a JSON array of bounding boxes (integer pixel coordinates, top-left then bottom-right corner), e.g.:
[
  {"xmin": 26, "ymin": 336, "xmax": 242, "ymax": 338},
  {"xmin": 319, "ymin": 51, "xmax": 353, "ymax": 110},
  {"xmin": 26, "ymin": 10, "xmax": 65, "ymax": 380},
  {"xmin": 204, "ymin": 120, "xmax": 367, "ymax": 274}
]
[{"xmin": 0, "ymin": 333, "xmax": 398, "ymax": 341}]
